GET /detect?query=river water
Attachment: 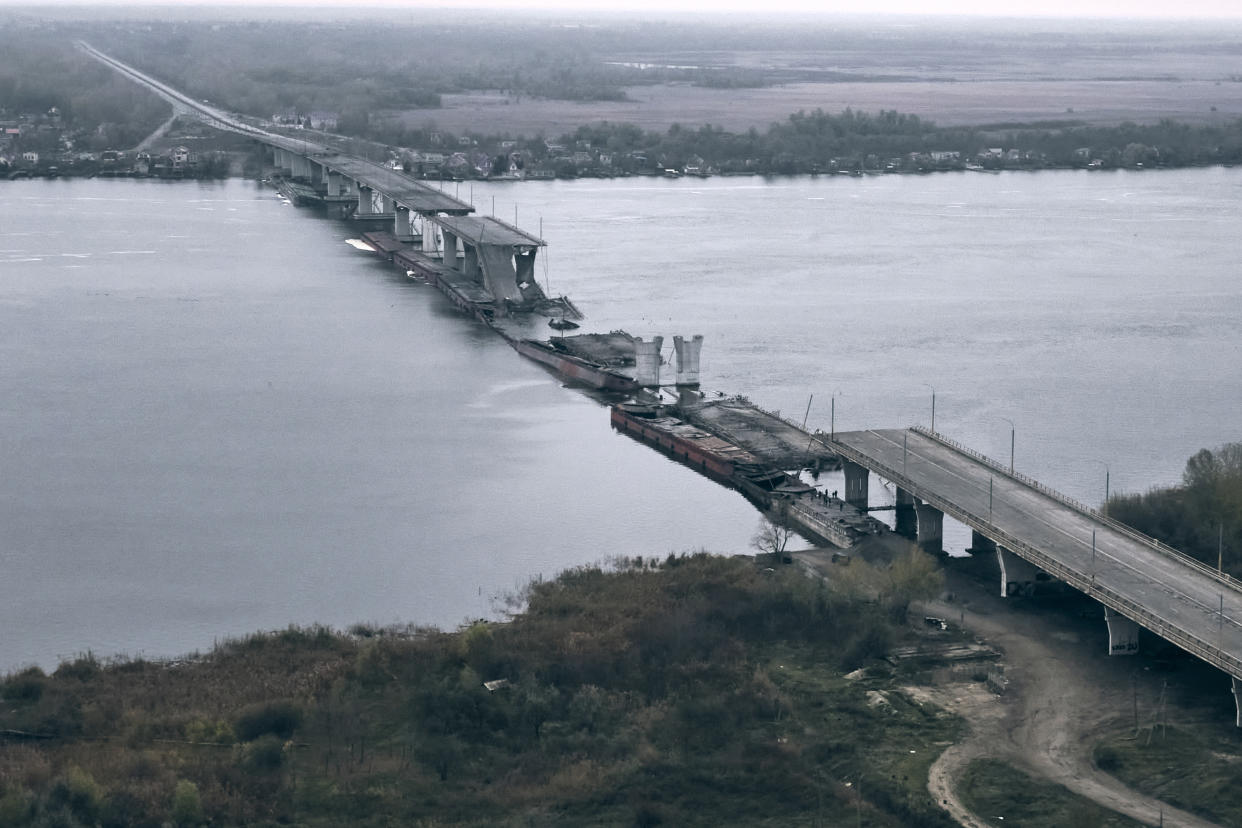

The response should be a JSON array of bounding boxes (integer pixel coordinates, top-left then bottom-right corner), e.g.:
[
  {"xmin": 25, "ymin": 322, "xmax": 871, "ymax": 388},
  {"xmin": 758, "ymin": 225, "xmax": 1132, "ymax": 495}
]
[{"xmin": 2, "ymin": 169, "xmax": 1239, "ymax": 671}]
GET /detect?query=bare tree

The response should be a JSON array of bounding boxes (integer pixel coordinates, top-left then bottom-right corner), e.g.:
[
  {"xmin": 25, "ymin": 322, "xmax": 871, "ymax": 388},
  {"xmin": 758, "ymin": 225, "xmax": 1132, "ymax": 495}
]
[{"xmin": 751, "ymin": 514, "xmax": 795, "ymax": 564}]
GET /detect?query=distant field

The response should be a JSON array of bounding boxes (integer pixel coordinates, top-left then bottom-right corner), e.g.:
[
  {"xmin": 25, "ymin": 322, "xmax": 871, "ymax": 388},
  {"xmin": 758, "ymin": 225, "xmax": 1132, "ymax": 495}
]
[{"xmin": 399, "ymin": 78, "xmax": 1242, "ymax": 137}]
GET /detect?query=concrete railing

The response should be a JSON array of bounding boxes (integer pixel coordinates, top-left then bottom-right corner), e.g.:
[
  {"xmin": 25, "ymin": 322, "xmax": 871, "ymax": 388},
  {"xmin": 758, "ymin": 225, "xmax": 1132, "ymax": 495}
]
[
  {"xmin": 911, "ymin": 426, "xmax": 1242, "ymax": 593},
  {"xmin": 829, "ymin": 437, "xmax": 1242, "ymax": 680}
]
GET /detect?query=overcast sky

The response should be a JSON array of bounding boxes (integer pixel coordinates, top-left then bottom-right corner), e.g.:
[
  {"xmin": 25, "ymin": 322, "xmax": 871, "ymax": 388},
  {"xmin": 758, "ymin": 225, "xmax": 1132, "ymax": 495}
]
[{"xmin": 4, "ymin": 0, "xmax": 1242, "ymax": 18}]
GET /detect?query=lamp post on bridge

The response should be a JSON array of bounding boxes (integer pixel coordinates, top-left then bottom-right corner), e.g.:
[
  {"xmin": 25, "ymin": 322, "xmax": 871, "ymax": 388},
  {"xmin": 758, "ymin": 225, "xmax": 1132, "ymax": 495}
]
[
  {"xmin": 1092, "ymin": 459, "xmax": 1111, "ymax": 516},
  {"xmin": 830, "ymin": 389, "xmax": 843, "ymax": 441},
  {"xmin": 921, "ymin": 383, "xmax": 936, "ymax": 433},
  {"xmin": 999, "ymin": 416, "xmax": 1015, "ymax": 473}
]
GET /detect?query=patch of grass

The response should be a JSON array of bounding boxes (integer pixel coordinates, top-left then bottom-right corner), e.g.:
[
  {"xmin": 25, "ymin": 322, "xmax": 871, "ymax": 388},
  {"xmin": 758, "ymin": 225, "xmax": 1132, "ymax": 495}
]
[
  {"xmin": 959, "ymin": 759, "xmax": 1145, "ymax": 827},
  {"xmin": 1094, "ymin": 726, "xmax": 1242, "ymax": 826}
]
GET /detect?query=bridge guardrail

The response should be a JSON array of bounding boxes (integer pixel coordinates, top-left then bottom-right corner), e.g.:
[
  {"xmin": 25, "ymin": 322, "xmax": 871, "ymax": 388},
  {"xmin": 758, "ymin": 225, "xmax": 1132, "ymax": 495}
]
[
  {"xmin": 910, "ymin": 426, "xmax": 1242, "ymax": 594},
  {"xmin": 828, "ymin": 438, "xmax": 1242, "ymax": 680}
]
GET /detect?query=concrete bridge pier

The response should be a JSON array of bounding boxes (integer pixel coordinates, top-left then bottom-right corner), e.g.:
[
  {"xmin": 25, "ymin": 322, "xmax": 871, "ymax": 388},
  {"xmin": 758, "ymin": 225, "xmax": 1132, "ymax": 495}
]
[
  {"xmin": 894, "ymin": 488, "xmax": 917, "ymax": 538},
  {"xmin": 308, "ymin": 159, "xmax": 324, "ymax": 188},
  {"xmin": 970, "ymin": 530, "xmax": 997, "ymax": 556},
  {"xmin": 673, "ymin": 335, "xmax": 703, "ymax": 387},
  {"xmin": 1105, "ymin": 608, "xmax": 1140, "ymax": 655},
  {"xmin": 442, "ymin": 230, "xmax": 459, "ymax": 267},
  {"xmin": 634, "ymin": 337, "xmax": 663, "ymax": 387},
  {"xmin": 1232, "ymin": 678, "xmax": 1242, "ymax": 727},
  {"xmin": 914, "ymin": 501, "xmax": 944, "ymax": 554},
  {"xmin": 462, "ymin": 242, "xmax": 480, "ymax": 282},
  {"xmin": 357, "ymin": 185, "xmax": 374, "ymax": 216},
  {"xmin": 843, "ymin": 461, "xmax": 869, "ymax": 509},
  {"xmin": 326, "ymin": 170, "xmax": 344, "ymax": 196},
  {"xmin": 420, "ymin": 215, "xmax": 441, "ymax": 254},
  {"xmin": 394, "ymin": 206, "xmax": 415, "ymax": 241},
  {"xmin": 292, "ymin": 154, "xmax": 312, "ymax": 181},
  {"xmin": 997, "ymin": 547, "xmax": 1040, "ymax": 597},
  {"xmin": 274, "ymin": 147, "xmax": 292, "ymax": 175}
]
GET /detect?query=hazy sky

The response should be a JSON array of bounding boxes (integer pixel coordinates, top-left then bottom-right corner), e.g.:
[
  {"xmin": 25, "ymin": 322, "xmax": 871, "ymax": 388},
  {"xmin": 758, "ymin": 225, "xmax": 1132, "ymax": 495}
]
[{"xmin": 6, "ymin": 0, "xmax": 1242, "ymax": 17}]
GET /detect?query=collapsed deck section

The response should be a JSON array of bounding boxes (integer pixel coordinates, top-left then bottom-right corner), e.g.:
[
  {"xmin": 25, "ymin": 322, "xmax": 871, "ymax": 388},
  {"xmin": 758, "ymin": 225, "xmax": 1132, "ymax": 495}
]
[{"xmin": 678, "ymin": 396, "xmax": 841, "ymax": 471}]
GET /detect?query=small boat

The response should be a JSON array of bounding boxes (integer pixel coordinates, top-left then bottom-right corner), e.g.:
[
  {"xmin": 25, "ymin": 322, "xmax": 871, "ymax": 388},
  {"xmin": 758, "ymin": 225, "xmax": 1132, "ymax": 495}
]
[{"xmin": 548, "ymin": 317, "xmax": 580, "ymax": 331}]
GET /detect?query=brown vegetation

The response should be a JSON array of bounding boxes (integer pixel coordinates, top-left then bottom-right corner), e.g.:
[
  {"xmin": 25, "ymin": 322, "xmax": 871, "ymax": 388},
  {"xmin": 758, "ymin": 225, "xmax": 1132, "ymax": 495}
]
[{"xmin": 0, "ymin": 553, "xmax": 954, "ymax": 827}]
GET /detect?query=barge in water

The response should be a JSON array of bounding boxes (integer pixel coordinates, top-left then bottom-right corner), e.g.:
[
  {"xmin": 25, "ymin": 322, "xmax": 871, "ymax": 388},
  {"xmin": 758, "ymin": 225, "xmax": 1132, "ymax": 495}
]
[{"xmin": 512, "ymin": 331, "xmax": 640, "ymax": 393}]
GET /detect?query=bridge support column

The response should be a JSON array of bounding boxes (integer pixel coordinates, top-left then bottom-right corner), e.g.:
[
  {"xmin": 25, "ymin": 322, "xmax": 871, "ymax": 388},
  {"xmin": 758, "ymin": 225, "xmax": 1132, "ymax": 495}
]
[
  {"xmin": 356, "ymin": 185, "xmax": 374, "ymax": 215},
  {"xmin": 442, "ymin": 230, "xmax": 459, "ymax": 268},
  {"xmin": 462, "ymin": 243, "xmax": 480, "ymax": 281},
  {"xmin": 394, "ymin": 206, "xmax": 414, "ymax": 241},
  {"xmin": 1104, "ymin": 608, "xmax": 1140, "ymax": 655},
  {"xmin": 894, "ymin": 488, "xmax": 917, "ymax": 539},
  {"xmin": 420, "ymin": 215, "xmax": 440, "ymax": 254},
  {"xmin": 1232, "ymin": 678, "xmax": 1242, "ymax": 727},
  {"xmin": 997, "ymin": 547, "xmax": 1039, "ymax": 597},
  {"xmin": 634, "ymin": 337, "xmax": 663, "ymax": 387},
  {"xmin": 381, "ymin": 194, "xmax": 394, "ymax": 214},
  {"xmin": 970, "ymin": 530, "xmax": 997, "ymax": 555},
  {"xmin": 673, "ymin": 335, "xmax": 702, "ymax": 387},
  {"xmin": 308, "ymin": 160, "xmax": 324, "ymax": 188},
  {"xmin": 326, "ymin": 170, "xmax": 343, "ymax": 196},
  {"xmin": 843, "ymin": 461, "xmax": 869, "ymax": 509},
  {"xmin": 292, "ymin": 154, "xmax": 311, "ymax": 181},
  {"xmin": 914, "ymin": 501, "xmax": 943, "ymax": 554}
]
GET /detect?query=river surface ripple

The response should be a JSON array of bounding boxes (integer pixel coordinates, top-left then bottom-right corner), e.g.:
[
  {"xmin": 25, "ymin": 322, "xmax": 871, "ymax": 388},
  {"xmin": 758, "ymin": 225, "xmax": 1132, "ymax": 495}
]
[{"xmin": 1, "ymin": 169, "xmax": 1238, "ymax": 671}]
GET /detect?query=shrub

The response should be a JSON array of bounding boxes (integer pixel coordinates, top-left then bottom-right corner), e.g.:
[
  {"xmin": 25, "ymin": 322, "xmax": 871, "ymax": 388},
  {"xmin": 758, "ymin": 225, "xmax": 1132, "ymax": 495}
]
[
  {"xmin": 170, "ymin": 779, "xmax": 204, "ymax": 826},
  {"xmin": 53, "ymin": 653, "xmax": 101, "ymax": 682},
  {"xmin": 1, "ymin": 667, "xmax": 47, "ymax": 702},
  {"xmin": 234, "ymin": 700, "xmax": 303, "ymax": 741},
  {"xmin": 47, "ymin": 765, "xmax": 104, "ymax": 824},
  {"xmin": 239, "ymin": 734, "xmax": 287, "ymax": 772}
]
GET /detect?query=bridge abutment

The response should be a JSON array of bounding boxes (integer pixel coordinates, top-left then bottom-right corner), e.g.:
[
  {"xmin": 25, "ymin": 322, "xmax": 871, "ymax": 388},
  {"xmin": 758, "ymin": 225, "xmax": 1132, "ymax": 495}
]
[
  {"xmin": 894, "ymin": 487, "xmax": 917, "ymax": 539},
  {"xmin": 1104, "ymin": 608, "xmax": 1140, "ymax": 655},
  {"xmin": 843, "ymin": 461, "xmax": 869, "ymax": 509},
  {"xmin": 914, "ymin": 501, "xmax": 943, "ymax": 553},
  {"xmin": 997, "ymin": 546, "xmax": 1040, "ymax": 597}
]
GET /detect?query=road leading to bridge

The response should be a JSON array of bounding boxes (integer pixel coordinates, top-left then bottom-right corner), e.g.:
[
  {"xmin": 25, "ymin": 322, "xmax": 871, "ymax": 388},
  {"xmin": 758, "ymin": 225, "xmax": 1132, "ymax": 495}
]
[
  {"xmin": 78, "ymin": 41, "xmax": 472, "ymax": 214},
  {"xmin": 829, "ymin": 427, "xmax": 1242, "ymax": 681}
]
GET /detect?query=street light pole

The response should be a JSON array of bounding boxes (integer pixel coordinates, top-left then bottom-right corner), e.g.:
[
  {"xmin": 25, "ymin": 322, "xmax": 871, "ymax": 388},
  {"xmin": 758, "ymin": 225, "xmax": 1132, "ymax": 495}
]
[
  {"xmin": 921, "ymin": 383, "xmax": 936, "ymax": 432},
  {"xmin": 1000, "ymin": 416, "xmax": 1015, "ymax": 473},
  {"xmin": 1093, "ymin": 460, "xmax": 1111, "ymax": 516},
  {"xmin": 830, "ymin": 389, "xmax": 843, "ymax": 441}
]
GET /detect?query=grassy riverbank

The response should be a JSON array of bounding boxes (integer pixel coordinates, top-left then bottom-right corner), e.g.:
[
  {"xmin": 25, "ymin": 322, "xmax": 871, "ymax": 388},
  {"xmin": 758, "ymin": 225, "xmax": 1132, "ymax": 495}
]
[{"xmin": 0, "ymin": 553, "xmax": 960, "ymax": 827}]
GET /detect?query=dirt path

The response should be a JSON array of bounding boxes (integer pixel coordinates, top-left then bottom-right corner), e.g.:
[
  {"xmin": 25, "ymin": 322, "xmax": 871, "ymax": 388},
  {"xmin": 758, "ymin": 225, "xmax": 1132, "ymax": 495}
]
[{"xmin": 918, "ymin": 567, "xmax": 1222, "ymax": 828}]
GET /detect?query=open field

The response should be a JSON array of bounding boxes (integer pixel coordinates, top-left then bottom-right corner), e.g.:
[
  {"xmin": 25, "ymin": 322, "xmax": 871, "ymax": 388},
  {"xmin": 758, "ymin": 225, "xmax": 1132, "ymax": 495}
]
[{"xmin": 402, "ymin": 79, "xmax": 1242, "ymax": 137}]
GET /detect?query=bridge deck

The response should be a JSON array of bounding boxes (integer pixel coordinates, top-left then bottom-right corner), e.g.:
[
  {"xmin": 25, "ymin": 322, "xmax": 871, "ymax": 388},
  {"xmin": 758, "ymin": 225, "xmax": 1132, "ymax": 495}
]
[
  {"xmin": 78, "ymin": 42, "xmax": 472, "ymax": 216},
  {"xmin": 830, "ymin": 428, "xmax": 1242, "ymax": 678}
]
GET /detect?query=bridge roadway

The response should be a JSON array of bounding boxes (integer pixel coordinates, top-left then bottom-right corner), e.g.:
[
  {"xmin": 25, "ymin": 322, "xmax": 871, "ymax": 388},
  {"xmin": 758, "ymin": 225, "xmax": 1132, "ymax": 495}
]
[
  {"xmin": 77, "ymin": 41, "xmax": 472, "ymax": 215},
  {"xmin": 828, "ymin": 427, "xmax": 1242, "ymax": 683}
]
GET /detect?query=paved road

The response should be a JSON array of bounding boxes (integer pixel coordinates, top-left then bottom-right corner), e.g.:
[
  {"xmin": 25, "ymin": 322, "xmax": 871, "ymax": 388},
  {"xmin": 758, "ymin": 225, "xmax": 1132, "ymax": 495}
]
[
  {"xmin": 830, "ymin": 428, "xmax": 1242, "ymax": 680},
  {"xmin": 78, "ymin": 41, "xmax": 472, "ymax": 214}
]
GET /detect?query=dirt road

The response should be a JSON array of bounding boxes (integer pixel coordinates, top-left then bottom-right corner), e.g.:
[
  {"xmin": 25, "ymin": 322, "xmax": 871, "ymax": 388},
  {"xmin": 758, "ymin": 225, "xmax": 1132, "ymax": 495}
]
[{"xmin": 920, "ymin": 564, "xmax": 1223, "ymax": 828}]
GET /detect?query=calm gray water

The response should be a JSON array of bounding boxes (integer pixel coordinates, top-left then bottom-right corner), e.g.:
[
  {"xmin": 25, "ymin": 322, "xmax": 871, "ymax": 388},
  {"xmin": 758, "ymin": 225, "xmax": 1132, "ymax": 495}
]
[{"xmin": 2, "ymin": 169, "xmax": 1239, "ymax": 671}]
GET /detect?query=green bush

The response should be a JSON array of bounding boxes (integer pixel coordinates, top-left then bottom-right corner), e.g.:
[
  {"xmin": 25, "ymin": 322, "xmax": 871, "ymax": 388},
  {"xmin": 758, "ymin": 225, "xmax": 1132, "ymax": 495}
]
[
  {"xmin": 1, "ymin": 667, "xmax": 47, "ymax": 702},
  {"xmin": 170, "ymin": 779, "xmax": 204, "ymax": 826},
  {"xmin": 239, "ymin": 734, "xmax": 287, "ymax": 771}
]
